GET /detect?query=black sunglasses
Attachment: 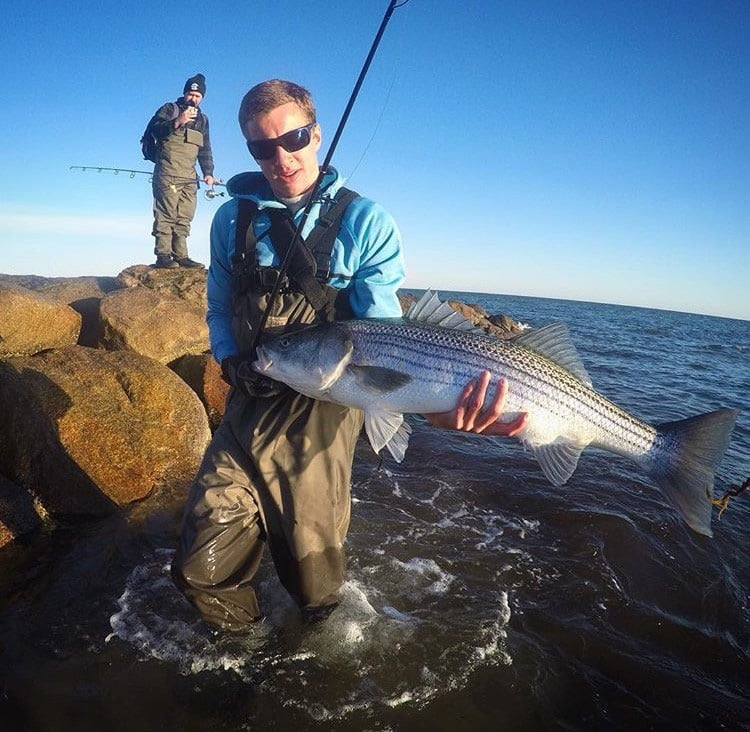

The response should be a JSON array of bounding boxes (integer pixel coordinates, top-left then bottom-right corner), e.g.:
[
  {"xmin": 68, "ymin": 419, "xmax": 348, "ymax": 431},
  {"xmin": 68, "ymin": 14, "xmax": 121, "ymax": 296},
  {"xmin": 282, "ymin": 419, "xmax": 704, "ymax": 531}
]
[{"xmin": 246, "ymin": 122, "xmax": 317, "ymax": 161}]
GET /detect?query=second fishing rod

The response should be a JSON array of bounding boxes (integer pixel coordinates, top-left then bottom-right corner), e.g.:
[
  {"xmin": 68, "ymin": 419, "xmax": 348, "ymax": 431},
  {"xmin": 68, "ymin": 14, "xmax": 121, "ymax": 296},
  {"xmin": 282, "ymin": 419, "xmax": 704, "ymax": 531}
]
[{"xmin": 247, "ymin": 0, "xmax": 408, "ymax": 358}]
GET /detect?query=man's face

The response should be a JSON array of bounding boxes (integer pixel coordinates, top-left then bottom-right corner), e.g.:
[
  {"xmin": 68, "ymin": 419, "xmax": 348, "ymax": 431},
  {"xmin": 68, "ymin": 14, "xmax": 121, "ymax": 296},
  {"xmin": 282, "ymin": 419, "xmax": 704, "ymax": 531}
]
[
  {"xmin": 245, "ymin": 101, "xmax": 321, "ymax": 199},
  {"xmin": 183, "ymin": 91, "xmax": 203, "ymax": 107}
]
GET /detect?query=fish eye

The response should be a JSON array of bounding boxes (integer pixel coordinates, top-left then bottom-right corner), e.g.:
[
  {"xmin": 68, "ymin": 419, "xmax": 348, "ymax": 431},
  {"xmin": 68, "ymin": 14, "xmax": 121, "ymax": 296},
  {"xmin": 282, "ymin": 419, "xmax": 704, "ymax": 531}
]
[{"xmin": 279, "ymin": 336, "xmax": 291, "ymax": 348}]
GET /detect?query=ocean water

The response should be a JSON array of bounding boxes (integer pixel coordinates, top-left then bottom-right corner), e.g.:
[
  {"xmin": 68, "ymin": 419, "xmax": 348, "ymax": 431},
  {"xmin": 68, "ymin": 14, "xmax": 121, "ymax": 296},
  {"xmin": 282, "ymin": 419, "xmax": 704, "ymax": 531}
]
[{"xmin": 1, "ymin": 291, "xmax": 748, "ymax": 731}]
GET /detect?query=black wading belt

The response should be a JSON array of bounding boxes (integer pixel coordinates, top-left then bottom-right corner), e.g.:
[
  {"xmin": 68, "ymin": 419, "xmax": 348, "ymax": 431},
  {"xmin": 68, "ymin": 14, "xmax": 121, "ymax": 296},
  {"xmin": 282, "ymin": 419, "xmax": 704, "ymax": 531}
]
[{"xmin": 231, "ymin": 187, "xmax": 359, "ymax": 313}]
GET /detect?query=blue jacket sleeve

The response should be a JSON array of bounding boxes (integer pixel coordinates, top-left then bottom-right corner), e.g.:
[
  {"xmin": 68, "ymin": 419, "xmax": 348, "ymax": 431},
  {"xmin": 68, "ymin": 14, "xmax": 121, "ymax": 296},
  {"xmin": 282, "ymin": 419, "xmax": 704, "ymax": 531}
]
[
  {"xmin": 206, "ymin": 200, "xmax": 239, "ymax": 363},
  {"xmin": 340, "ymin": 198, "xmax": 405, "ymax": 318}
]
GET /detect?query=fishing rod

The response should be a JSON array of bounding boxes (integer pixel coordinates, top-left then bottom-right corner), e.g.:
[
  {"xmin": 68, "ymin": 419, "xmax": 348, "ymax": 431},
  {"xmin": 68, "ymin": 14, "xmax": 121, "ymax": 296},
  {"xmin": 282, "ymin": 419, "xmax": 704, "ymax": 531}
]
[
  {"xmin": 248, "ymin": 0, "xmax": 410, "ymax": 357},
  {"xmin": 69, "ymin": 165, "xmax": 226, "ymax": 199}
]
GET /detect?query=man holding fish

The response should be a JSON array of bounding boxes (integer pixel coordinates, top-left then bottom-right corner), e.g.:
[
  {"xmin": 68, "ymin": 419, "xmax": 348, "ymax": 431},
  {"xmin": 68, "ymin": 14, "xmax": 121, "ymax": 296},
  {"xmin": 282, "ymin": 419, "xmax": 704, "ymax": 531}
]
[{"xmin": 171, "ymin": 79, "xmax": 524, "ymax": 631}]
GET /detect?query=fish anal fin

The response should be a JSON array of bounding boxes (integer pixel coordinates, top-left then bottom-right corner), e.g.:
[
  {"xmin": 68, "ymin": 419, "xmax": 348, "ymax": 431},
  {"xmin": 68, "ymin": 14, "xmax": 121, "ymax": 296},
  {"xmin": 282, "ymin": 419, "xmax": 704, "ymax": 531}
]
[
  {"xmin": 365, "ymin": 410, "xmax": 410, "ymax": 461},
  {"xmin": 533, "ymin": 438, "xmax": 587, "ymax": 486},
  {"xmin": 349, "ymin": 364, "xmax": 411, "ymax": 394},
  {"xmin": 514, "ymin": 324, "xmax": 592, "ymax": 387}
]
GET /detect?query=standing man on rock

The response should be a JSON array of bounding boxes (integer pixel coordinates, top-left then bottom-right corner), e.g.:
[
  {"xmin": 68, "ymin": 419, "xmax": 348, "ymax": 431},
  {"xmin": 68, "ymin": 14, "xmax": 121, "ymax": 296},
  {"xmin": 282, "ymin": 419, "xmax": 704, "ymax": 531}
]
[
  {"xmin": 171, "ymin": 78, "xmax": 525, "ymax": 632},
  {"xmin": 148, "ymin": 73, "xmax": 216, "ymax": 269}
]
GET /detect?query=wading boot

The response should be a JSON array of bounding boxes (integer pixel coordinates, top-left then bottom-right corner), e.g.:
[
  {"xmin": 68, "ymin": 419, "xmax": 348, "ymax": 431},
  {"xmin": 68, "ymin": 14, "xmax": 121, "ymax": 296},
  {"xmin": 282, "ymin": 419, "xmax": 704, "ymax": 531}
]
[
  {"xmin": 175, "ymin": 256, "xmax": 205, "ymax": 268},
  {"xmin": 153, "ymin": 254, "xmax": 179, "ymax": 269}
]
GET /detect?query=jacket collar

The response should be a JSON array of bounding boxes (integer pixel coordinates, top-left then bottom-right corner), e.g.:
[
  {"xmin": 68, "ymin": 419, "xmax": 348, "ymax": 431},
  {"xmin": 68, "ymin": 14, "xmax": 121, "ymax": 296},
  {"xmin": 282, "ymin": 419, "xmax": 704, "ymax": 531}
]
[{"xmin": 226, "ymin": 167, "xmax": 343, "ymax": 210}]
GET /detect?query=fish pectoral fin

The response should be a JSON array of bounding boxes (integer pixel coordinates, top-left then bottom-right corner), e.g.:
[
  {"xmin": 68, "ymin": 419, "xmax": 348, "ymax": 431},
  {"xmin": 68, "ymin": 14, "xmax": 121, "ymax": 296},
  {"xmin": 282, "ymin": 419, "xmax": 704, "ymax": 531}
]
[
  {"xmin": 532, "ymin": 439, "xmax": 587, "ymax": 486},
  {"xmin": 348, "ymin": 364, "xmax": 411, "ymax": 394},
  {"xmin": 365, "ymin": 410, "xmax": 411, "ymax": 462}
]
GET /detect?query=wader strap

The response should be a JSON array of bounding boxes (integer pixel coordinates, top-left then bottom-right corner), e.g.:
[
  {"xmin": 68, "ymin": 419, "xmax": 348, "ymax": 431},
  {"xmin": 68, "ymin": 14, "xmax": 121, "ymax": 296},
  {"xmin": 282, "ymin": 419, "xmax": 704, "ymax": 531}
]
[
  {"xmin": 231, "ymin": 198, "xmax": 259, "ymax": 300},
  {"xmin": 230, "ymin": 187, "xmax": 360, "ymax": 312},
  {"xmin": 266, "ymin": 210, "xmax": 329, "ymax": 312},
  {"xmin": 305, "ymin": 187, "xmax": 360, "ymax": 281}
]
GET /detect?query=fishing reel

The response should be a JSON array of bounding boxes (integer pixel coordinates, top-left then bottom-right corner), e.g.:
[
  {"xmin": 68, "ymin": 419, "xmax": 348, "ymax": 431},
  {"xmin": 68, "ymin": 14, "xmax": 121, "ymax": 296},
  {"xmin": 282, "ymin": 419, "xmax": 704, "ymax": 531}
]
[{"xmin": 204, "ymin": 187, "xmax": 225, "ymax": 200}]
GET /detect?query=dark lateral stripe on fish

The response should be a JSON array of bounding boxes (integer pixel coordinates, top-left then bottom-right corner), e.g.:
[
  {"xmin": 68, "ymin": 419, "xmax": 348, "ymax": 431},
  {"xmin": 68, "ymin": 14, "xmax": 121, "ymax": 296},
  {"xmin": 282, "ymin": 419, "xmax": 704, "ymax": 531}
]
[{"xmin": 353, "ymin": 324, "xmax": 654, "ymax": 453}]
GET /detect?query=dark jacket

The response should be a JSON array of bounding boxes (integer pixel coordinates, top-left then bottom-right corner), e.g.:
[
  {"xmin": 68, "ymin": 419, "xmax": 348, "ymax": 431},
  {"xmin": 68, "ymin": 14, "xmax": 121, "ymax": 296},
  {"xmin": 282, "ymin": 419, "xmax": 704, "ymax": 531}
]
[{"xmin": 151, "ymin": 99, "xmax": 214, "ymax": 177}]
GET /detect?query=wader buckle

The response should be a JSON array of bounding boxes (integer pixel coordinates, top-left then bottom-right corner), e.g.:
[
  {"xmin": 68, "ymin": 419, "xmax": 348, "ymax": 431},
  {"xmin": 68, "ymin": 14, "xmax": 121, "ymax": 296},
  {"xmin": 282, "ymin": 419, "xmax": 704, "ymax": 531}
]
[{"xmin": 255, "ymin": 267, "xmax": 291, "ymax": 292}]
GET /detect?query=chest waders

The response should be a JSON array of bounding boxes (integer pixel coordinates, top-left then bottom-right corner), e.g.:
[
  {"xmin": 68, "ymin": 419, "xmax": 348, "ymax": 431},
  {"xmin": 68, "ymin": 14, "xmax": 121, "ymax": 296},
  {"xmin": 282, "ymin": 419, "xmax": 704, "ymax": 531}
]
[
  {"xmin": 172, "ymin": 190, "xmax": 365, "ymax": 630},
  {"xmin": 152, "ymin": 121, "xmax": 203, "ymax": 259}
]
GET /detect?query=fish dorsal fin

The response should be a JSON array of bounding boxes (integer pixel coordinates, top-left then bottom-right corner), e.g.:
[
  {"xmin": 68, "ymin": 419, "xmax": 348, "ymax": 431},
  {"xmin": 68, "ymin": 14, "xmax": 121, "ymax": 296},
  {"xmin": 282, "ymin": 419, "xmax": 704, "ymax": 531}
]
[
  {"xmin": 513, "ymin": 323, "xmax": 592, "ymax": 387},
  {"xmin": 405, "ymin": 290, "xmax": 482, "ymax": 333},
  {"xmin": 364, "ymin": 410, "xmax": 411, "ymax": 461},
  {"xmin": 532, "ymin": 439, "xmax": 586, "ymax": 486}
]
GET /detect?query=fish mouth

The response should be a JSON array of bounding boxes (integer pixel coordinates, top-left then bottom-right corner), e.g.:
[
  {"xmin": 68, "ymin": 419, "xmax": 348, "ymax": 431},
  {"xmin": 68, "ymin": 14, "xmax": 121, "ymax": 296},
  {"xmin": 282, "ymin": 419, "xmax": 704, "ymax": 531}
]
[{"xmin": 253, "ymin": 346, "xmax": 273, "ymax": 373}]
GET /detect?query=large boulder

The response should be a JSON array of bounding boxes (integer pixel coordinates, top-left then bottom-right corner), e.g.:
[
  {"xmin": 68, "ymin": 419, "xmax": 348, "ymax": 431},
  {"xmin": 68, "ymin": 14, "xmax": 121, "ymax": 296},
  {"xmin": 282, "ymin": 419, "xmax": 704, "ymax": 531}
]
[
  {"xmin": 117, "ymin": 264, "xmax": 207, "ymax": 309},
  {"xmin": 0, "ymin": 283, "xmax": 81, "ymax": 356},
  {"xmin": 34, "ymin": 276, "xmax": 123, "ymax": 348},
  {"xmin": 99, "ymin": 287, "xmax": 209, "ymax": 364},
  {"xmin": 0, "ymin": 474, "xmax": 43, "ymax": 549},
  {"xmin": 170, "ymin": 353, "xmax": 229, "ymax": 430},
  {"xmin": 446, "ymin": 299, "xmax": 523, "ymax": 338},
  {"xmin": 0, "ymin": 346, "xmax": 211, "ymax": 517},
  {"xmin": 0, "ymin": 274, "xmax": 123, "ymax": 348}
]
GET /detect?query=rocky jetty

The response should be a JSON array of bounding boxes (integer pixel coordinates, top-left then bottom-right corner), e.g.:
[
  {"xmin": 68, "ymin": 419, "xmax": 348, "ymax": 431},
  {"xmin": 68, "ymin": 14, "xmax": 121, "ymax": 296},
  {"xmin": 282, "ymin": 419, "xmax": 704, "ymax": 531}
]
[{"xmin": 0, "ymin": 270, "xmax": 522, "ymax": 548}]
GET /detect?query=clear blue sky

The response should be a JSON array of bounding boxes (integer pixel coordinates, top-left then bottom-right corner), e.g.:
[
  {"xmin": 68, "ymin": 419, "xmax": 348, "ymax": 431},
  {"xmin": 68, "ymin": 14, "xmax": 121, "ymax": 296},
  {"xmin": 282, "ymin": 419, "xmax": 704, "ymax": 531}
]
[{"xmin": 2, "ymin": 1, "xmax": 748, "ymax": 320}]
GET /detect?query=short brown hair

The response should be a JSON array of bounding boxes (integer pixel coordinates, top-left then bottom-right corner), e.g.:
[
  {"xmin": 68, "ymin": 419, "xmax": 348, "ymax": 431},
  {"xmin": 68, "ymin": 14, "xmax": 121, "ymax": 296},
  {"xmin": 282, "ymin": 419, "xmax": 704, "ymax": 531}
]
[{"xmin": 238, "ymin": 79, "xmax": 316, "ymax": 138}]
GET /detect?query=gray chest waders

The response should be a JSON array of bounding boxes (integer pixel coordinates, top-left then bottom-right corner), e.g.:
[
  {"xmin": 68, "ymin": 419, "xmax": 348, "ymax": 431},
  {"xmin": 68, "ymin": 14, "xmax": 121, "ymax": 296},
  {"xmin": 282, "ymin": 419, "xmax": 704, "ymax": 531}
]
[
  {"xmin": 171, "ymin": 190, "xmax": 365, "ymax": 630},
  {"xmin": 152, "ymin": 125, "xmax": 201, "ymax": 254}
]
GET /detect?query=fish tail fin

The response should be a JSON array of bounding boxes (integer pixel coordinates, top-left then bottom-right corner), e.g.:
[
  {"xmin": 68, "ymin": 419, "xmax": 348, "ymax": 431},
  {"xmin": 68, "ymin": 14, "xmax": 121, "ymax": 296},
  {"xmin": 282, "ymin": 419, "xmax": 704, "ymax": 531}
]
[{"xmin": 649, "ymin": 408, "xmax": 739, "ymax": 537}]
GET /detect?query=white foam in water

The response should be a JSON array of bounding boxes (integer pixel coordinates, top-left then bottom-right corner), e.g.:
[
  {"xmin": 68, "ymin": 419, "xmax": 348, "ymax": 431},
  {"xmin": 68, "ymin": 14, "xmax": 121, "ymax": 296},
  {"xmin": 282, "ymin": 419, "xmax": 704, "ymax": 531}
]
[
  {"xmin": 107, "ymin": 467, "xmax": 517, "ymax": 723},
  {"xmin": 474, "ymin": 592, "xmax": 513, "ymax": 664},
  {"xmin": 391, "ymin": 557, "xmax": 454, "ymax": 596},
  {"xmin": 107, "ymin": 548, "xmax": 267, "ymax": 678}
]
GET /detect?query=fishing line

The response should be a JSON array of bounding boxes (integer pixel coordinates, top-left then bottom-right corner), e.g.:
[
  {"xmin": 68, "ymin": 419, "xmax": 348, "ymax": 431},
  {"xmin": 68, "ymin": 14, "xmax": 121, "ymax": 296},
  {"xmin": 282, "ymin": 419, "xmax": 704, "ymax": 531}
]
[
  {"xmin": 346, "ymin": 0, "xmax": 410, "ymax": 186},
  {"xmin": 249, "ymin": 0, "xmax": 410, "ymax": 357},
  {"xmin": 345, "ymin": 55, "xmax": 399, "ymax": 185}
]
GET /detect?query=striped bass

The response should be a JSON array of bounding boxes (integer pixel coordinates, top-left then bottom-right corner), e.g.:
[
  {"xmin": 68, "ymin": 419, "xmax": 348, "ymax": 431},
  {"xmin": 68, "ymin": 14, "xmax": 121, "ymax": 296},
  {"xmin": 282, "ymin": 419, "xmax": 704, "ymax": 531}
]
[{"xmin": 254, "ymin": 291, "xmax": 739, "ymax": 536}]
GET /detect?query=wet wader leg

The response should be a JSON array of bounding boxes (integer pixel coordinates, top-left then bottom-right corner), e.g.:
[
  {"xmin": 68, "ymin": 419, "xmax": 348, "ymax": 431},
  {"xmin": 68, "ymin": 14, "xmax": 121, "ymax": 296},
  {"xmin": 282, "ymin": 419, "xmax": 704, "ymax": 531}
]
[
  {"xmin": 152, "ymin": 178, "xmax": 180, "ymax": 256},
  {"xmin": 171, "ymin": 419, "xmax": 265, "ymax": 630},
  {"xmin": 171, "ymin": 183, "xmax": 197, "ymax": 258},
  {"xmin": 247, "ymin": 391, "xmax": 364, "ymax": 610}
]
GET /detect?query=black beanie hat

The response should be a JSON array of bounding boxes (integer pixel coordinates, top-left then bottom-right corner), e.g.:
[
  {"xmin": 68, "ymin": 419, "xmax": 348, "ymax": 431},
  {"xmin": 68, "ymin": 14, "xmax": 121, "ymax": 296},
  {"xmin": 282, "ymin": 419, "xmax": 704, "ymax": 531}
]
[{"xmin": 183, "ymin": 73, "xmax": 206, "ymax": 97}]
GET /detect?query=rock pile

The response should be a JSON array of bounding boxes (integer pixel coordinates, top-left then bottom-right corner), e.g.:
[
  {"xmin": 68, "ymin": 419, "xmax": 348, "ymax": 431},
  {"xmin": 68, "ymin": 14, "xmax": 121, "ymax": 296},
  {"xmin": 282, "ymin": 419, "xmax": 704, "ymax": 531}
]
[
  {"xmin": 0, "ymin": 267, "xmax": 217, "ymax": 548},
  {"xmin": 0, "ymin": 270, "xmax": 521, "ymax": 549}
]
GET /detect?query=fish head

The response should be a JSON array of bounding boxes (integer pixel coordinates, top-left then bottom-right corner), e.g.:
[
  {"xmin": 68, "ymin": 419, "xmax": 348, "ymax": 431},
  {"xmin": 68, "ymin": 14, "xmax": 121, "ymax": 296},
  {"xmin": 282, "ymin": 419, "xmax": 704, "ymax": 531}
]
[{"xmin": 253, "ymin": 322, "xmax": 354, "ymax": 396}]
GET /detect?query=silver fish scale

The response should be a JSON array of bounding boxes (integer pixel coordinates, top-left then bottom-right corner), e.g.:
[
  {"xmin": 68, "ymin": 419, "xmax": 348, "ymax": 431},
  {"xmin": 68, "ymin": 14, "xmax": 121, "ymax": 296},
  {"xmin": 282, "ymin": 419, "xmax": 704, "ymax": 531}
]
[{"xmin": 347, "ymin": 319, "xmax": 656, "ymax": 458}]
